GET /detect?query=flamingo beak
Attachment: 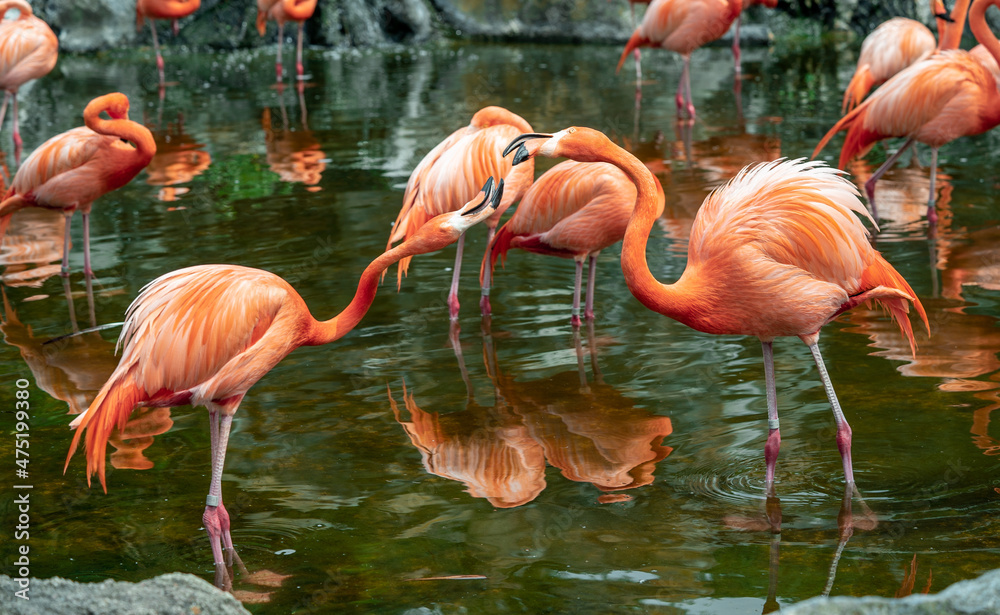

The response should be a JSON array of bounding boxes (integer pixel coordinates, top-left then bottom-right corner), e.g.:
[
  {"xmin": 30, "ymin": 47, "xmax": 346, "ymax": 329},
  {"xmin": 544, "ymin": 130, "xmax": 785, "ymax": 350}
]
[
  {"xmin": 934, "ymin": 10, "xmax": 954, "ymax": 21},
  {"xmin": 462, "ymin": 177, "xmax": 504, "ymax": 216},
  {"xmin": 502, "ymin": 133, "xmax": 553, "ymax": 165}
]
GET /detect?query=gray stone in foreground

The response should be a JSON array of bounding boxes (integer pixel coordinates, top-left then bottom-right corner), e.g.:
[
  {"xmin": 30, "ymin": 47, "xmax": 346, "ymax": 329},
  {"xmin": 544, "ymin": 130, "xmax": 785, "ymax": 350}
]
[
  {"xmin": 784, "ymin": 568, "xmax": 1000, "ymax": 615},
  {"xmin": 0, "ymin": 573, "xmax": 249, "ymax": 615}
]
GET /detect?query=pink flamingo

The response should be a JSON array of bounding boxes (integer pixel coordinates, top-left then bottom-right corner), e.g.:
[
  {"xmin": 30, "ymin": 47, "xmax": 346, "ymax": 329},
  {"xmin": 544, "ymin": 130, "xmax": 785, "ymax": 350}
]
[{"xmin": 0, "ymin": 0, "xmax": 57, "ymax": 158}]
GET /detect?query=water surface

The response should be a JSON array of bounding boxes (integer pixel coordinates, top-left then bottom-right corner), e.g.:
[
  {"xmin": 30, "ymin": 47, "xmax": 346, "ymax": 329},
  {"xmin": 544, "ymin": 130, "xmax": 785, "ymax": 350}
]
[{"xmin": 1, "ymin": 40, "xmax": 999, "ymax": 613}]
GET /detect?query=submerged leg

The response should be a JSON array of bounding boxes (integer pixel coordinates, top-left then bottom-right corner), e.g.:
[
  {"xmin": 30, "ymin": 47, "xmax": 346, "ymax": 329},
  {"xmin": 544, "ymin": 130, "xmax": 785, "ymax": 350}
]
[
  {"xmin": 864, "ymin": 137, "xmax": 915, "ymax": 222},
  {"xmin": 584, "ymin": 254, "xmax": 597, "ymax": 321},
  {"xmin": 571, "ymin": 259, "xmax": 584, "ymax": 328},
  {"xmin": 762, "ymin": 340, "xmax": 781, "ymax": 493},
  {"xmin": 808, "ymin": 343, "xmax": 855, "ymax": 486},
  {"xmin": 480, "ymin": 227, "xmax": 495, "ymax": 316},
  {"xmin": 60, "ymin": 211, "xmax": 73, "ymax": 276},
  {"xmin": 926, "ymin": 147, "xmax": 939, "ymax": 226},
  {"xmin": 732, "ymin": 13, "xmax": 742, "ymax": 75},
  {"xmin": 296, "ymin": 21, "xmax": 305, "ymax": 79},
  {"xmin": 150, "ymin": 21, "xmax": 165, "ymax": 85},
  {"xmin": 205, "ymin": 406, "xmax": 243, "ymax": 589},
  {"xmin": 448, "ymin": 233, "xmax": 465, "ymax": 320},
  {"xmin": 82, "ymin": 212, "xmax": 93, "ymax": 278},
  {"xmin": 276, "ymin": 21, "xmax": 285, "ymax": 82},
  {"xmin": 682, "ymin": 55, "xmax": 696, "ymax": 120}
]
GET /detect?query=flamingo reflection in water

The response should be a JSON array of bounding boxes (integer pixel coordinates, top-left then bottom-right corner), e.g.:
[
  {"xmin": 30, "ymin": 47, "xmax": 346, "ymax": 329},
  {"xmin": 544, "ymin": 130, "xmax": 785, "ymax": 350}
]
[
  {"xmin": 0, "ymin": 291, "xmax": 174, "ymax": 472},
  {"xmin": 262, "ymin": 83, "xmax": 325, "ymax": 189},
  {"xmin": 389, "ymin": 324, "xmax": 674, "ymax": 507},
  {"xmin": 146, "ymin": 112, "xmax": 212, "ymax": 202}
]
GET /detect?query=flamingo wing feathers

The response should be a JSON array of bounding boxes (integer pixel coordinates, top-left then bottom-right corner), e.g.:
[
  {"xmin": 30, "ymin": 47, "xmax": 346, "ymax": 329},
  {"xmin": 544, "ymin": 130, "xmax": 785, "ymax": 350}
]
[
  {"xmin": 0, "ymin": 15, "xmax": 57, "ymax": 90},
  {"xmin": 10, "ymin": 127, "xmax": 105, "ymax": 196},
  {"xmin": 114, "ymin": 265, "xmax": 296, "ymax": 399}
]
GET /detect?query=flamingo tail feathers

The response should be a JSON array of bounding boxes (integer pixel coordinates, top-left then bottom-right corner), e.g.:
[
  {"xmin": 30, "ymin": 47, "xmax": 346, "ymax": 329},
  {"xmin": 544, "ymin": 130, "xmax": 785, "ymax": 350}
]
[
  {"xmin": 841, "ymin": 66, "xmax": 875, "ymax": 114},
  {"xmin": 617, "ymin": 30, "xmax": 649, "ymax": 74},
  {"xmin": 847, "ymin": 256, "xmax": 930, "ymax": 357},
  {"xmin": 64, "ymin": 371, "xmax": 148, "ymax": 494},
  {"xmin": 812, "ymin": 103, "xmax": 879, "ymax": 169}
]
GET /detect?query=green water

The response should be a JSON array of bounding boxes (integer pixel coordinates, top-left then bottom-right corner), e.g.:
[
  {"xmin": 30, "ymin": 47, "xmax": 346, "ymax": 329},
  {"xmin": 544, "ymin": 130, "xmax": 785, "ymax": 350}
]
[{"xmin": 0, "ymin": 40, "xmax": 999, "ymax": 613}]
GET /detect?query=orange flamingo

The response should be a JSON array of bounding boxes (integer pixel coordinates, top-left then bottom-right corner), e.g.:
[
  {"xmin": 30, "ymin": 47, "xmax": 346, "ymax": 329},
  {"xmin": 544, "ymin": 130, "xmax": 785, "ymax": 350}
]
[
  {"xmin": 841, "ymin": 0, "xmax": 952, "ymax": 113},
  {"xmin": 136, "ymin": 0, "xmax": 201, "ymax": 86},
  {"xmin": 0, "ymin": 0, "xmax": 57, "ymax": 158},
  {"xmin": 813, "ymin": 0, "xmax": 1000, "ymax": 225},
  {"xmin": 616, "ymin": 0, "xmax": 778, "ymax": 119},
  {"xmin": 257, "ymin": 0, "xmax": 317, "ymax": 82},
  {"xmin": 505, "ymin": 128, "xmax": 928, "ymax": 490},
  {"xmin": 63, "ymin": 178, "xmax": 502, "ymax": 589},
  {"xmin": 0, "ymin": 93, "xmax": 156, "ymax": 278},
  {"xmin": 482, "ymin": 159, "xmax": 665, "ymax": 326},
  {"xmin": 386, "ymin": 106, "xmax": 535, "ymax": 319}
]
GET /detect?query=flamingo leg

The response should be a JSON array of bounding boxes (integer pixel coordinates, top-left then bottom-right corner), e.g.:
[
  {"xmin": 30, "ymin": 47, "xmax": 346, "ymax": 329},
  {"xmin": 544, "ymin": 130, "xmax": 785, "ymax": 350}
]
[
  {"xmin": 149, "ymin": 21, "xmax": 165, "ymax": 85},
  {"xmin": 584, "ymin": 253, "xmax": 597, "ymax": 321},
  {"xmin": 82, "ymin": 212, "xmax": 93, "ymax": 278},
  {"xmin": 808, "ymin": 343, "xmax": 855, "ymax": 486},
  {"xmin": 480, "ymin": 226, "xmax": 495, "ymax": 316},
  {"xmin": 296, "ymin": 21, "xmax": 305, "ymax": 79},
  {"xmin": 0, "ymin": 91, "xmax": 10, "ymax": 137},
  {"xmin": 762, "ymin": 340, "xmax": 781, "ymax": 493},
  {"xmin": 680, "ymin": 55, "xmax": 696, "ymax": 120},
  {"xmin": 276, "ymin": 21, "xmax": 285, "ymax": 82},
  {"xmin": 11, "ymin": 90, "xmax": 20, "ymax": 160},
  {"xmin": 732, "ymin": 13, "xmax": 742, "ymax": 75},
  {"xmin": 448, "ymin": 233, "xmax": 465, "ymax": 320},
  {"xmin": 926, "ymin": 147, "xmax": 939, "ymax": 226},
  {"xmin": 630, "ymin": 3, "xmax": 642, "ymax": 83},
  {"xmin": 205, "ymin": 405, "xmax": 244, "ymax": 590},
  {"xmin": 571, "ymin": 258, "xmax": 584, "ymax": 328},
  {"xmin": 60, "ymin": 211, "xmax": 73, "ymax": 276},
  {"xmin": 864, "ymin": 137, "xmax": 915, "ymax": 221},
  {"xmin": 674, "ymin": 60, "xmax": 686, "ymax": 114}
]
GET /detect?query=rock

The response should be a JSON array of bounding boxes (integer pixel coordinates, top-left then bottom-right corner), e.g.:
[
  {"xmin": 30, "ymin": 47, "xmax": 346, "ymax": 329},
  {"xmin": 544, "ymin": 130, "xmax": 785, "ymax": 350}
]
[
  {"xmin": 783, "ymin": 568, "xmax": 1000, "ymax": 615},
  {"xmin": 31, "ymin": 0, "xmax": 136, "ymax": 53},
  {"xmin": 0, "ymin": 573, "xmax": 250, "ymax": 615}
]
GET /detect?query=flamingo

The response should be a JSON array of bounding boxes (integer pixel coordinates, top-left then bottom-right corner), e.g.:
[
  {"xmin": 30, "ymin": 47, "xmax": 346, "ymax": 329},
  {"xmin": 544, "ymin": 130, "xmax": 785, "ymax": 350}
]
[
  {"xmin": 0, "ymin": 93, "xmax": 155, "ymax": 278},
  {"xmin": 136, "ymin": 0, "xmax": 201, "ymax": 86},
  {"xmin": 505, "ymin": 128, "xmax": 928, "ymax": 490},
  {"xmin": 63, "ymin": 177, "xmax": 503, "ymax": 590},
  {"xmin": 386, "ymin": 106, "xmax": 535, "ymax": 319},
  {"xmin": 813, "ymin": 0, "xmax": 1000, "ymax": 226},
  {"xmin": 840, "ymin": 0, "xmax": 952, "ymax": 113},
  {"xmin": 482, "ymin": 159, "xmax": 665, "ymax": 326},
  {"xmin": 616, "ymin": 0, "xmax": 778, "ymax": 119},
  {"xmin": 0, "ymin": 0, "xmax": 57, "ymax": 158},
  {"xmin": 257, "ymin": 0, "xmax": 317, "ymax": 82}
]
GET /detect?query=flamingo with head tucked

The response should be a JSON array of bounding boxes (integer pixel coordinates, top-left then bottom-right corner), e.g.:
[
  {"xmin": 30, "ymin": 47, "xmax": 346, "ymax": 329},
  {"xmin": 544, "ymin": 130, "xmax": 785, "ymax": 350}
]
[
  {"xmin": 0, "ymin": 93, "xmax": 156, "ymax": 278},
  {"xmin": 505, "ymin": 127, "xmax": 927, "ymax": 491}
]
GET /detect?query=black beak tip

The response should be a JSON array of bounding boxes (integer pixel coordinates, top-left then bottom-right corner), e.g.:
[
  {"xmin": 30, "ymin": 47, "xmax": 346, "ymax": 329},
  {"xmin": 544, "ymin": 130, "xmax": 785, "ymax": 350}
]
[
  {"xmin": 512, "ymin": 144, "xmax": 531, "ymax": 166},
  {"xmin": 935, "ymin": 11, "xmax": 955, "ymax": 21},
  {"xmin": 462, "ymin": 177, "xmax": 499, "ymax": 216},
  {"xmin": 489, "ymin": 179, "xmax": 505, "ymax": 209}
]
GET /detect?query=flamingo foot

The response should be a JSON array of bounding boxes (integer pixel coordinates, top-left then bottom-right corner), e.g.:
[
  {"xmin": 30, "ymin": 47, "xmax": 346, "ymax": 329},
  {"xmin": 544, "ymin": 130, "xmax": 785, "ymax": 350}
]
[
  {"xmin": 448, "ymin": 294, "xmax": 460, "ymax": 320},
  {"xmin": 276, "ymin": 62, "xmax": 283, "ymax": 82},
  {"xmin": 927, "ymin": 203, "xmax": 939, "ymax": 227},
  {"xmin": 675, "ymin": 92, "xmax": 685, "ymax": 113},
  {"xmin": 584, "ymin": 308, "xmax": 595, "ymax": 321},
  {"xmin": 764, "ymin": 428, "xmax": 781, "ymax": 486},
  {"xmin": 480, "ymin": 294, "xmax": 491, "ymax": 316},
  {"xmin": 836, "ymin": 424, "xmax": 855, "ymax": 486},
  {"xmin": 204, "ymin": 501, "xmax": 243, "ymax": 589},
  {"xmin": 296, "ymin": 62, "xmax": 304, "ymax": 78},
  {"xmin": 12, "ymin": 129, "xmax": 21, "ymax": 150},
  {"xmin": 571, "ymin": 314, "xmax": 582, "ymax": 328},
  {"xmin": 685, "ymin": 103, "xmax": 696, "ymax": 121}
]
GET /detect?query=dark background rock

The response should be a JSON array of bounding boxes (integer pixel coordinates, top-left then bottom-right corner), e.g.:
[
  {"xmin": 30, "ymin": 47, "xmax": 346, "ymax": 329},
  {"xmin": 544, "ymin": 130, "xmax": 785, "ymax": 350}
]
[{"xmin": 27, "ymin": 0, "xmax": 991, "ymax": 54}]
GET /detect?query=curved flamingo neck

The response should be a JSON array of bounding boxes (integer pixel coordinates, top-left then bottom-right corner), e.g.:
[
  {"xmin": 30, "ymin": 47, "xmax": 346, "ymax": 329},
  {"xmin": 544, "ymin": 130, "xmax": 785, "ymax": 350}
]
[
  {"xmin": 0, "ymin": 0, "xmax": 32, "ymax": 19},
  {"xmin": 597, "ymin": 143, "xmax": 696, "ymax": 323},
  {"xmin": 307, "ymin": 234, "xmax": 437, "ymax": 346},
  {"xmin": 84, "ymin": 104, "xmax": 157, "ymax": 167},
  {"xmin": 939, "ymin": 0, "xmax": 972, "ymax": 51},
  {"xmin": 970, "ymin": 0, "xmax": 1000, "ymax": 67}
]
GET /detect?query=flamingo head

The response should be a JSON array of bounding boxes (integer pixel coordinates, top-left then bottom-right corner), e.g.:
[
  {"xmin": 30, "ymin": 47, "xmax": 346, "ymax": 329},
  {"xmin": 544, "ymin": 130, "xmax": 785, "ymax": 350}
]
[
  {"xmin": 414, "ymin": 177, "xmax": 505, "ymax": 246},
  {"xmin": 85, "ymin": 92, "xmax": 131, "ymax": 121},
  {"xmin": 504, "ymin": 127, "xmax": 616, "ymax": 165}
]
